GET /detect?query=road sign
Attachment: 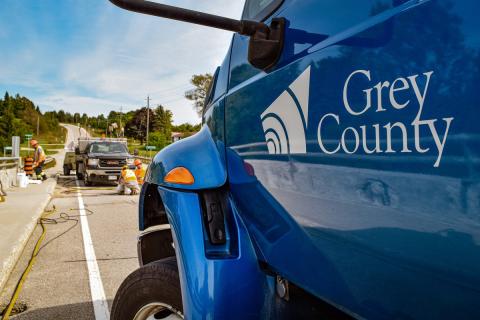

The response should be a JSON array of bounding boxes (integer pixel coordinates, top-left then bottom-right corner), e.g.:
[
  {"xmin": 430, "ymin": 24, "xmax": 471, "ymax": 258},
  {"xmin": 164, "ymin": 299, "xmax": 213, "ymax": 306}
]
[
  {"xmin": 145, "ymin": 146, "xmax": 156, "ymax": 151},
  {"xmin": 25, "ymin": 134, "xmax": 33, "ymax": 139}
]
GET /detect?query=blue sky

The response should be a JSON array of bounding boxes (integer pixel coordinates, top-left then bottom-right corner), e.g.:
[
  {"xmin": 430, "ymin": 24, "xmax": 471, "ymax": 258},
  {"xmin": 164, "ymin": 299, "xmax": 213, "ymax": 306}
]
[{"xmin": 0, "ymin": 0, "xmax": 244, "ymax": 124}]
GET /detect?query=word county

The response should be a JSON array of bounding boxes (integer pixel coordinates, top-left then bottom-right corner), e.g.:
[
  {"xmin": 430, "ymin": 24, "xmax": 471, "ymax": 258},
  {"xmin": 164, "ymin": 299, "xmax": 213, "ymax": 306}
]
[{"xmin": 317, "ymin": 70, "xmax": 453, "ymax": 167}]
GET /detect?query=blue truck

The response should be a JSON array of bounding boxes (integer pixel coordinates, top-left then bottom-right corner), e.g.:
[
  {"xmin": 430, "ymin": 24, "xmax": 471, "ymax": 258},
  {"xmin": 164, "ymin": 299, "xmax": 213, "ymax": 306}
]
[{"xmin": 108, "ymin": 1, "xmax": 480, "ymax": 319}]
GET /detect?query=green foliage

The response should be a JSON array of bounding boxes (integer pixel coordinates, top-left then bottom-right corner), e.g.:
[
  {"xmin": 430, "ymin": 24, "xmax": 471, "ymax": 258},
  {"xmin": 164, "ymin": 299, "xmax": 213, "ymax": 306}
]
[
  {"xmin": 185, "ymin": 73, "xmax": 213, "ymax": 116},
  {"xmin": 172, "ymin": 122, "xmax": 201, "ymax": 133},
  {"xmin": 153, "ymin": 105, "xmax": 173, "ymax": 139},
  {"xmin": 0, "ymin": 83, "xmax": 202, "ymax": 152},
  {"xmin": 0, "ymin": 92, "xmax": 62, "ymax": 149},
  {"xmin": 124, "ymin": 107, "xmax": 153, "ymax": 144},
  {"xmin": 148, "ymin": 131, "xmax": 168, "ymax": 150}
]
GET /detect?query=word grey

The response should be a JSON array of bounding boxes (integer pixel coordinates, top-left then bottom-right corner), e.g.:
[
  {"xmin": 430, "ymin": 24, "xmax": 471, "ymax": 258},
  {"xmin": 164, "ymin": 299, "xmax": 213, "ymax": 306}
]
[{"xmin": 317, "ymin": 70, "xmax": 453, "ymax": 167}]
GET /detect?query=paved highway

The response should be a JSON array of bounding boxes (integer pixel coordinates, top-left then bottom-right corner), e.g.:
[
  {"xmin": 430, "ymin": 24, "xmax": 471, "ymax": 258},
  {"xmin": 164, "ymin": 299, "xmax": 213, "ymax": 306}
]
[
  {"xmin": 62, "ymin": 123, "xmax": 90, "ymax": 148},
  {"xmin": 1, "ymin": 125, "xmax": 139, "ymax": 319}
]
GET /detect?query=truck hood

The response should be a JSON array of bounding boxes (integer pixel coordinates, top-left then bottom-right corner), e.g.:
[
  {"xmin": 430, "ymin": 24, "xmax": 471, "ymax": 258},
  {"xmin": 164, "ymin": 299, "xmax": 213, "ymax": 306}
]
[{"xmin": 87, "ymin": 153, "xmax": 131, "ymax": 158}]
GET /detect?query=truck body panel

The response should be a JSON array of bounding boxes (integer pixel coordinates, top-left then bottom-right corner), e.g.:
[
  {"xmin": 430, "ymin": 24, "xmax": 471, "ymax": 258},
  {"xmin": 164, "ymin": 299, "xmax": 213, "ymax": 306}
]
[
  {"xmin": 133, "ymin": 0, "xmax": 480, "ymax": 319},
  {"xmin": 225, "ymin": 0, "xmax": 480, "ymax": 319}
]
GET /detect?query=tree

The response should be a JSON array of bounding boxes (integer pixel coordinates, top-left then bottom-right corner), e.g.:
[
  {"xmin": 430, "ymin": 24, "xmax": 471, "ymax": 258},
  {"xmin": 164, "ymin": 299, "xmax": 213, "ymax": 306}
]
[
  {"xmin": 57, "ymin": 110, "xmax": 66, "ymax": 123},
  {"xmin": 125, "ymin": 108, "xmax": 155, "ymax": 144},
  {"xmin": 185, "ymin": 73, "xmax": 213, "ymax": 116},
  {"xmin": 0, "ymin": 106, "xmax": 15, "ymax": 142},
  {"xmin": 172, "ymin": 123, "xmax": 201, "ymax": 138},
  {"xmin": 153, "ymin": 105, "xmax": 173, "ymax": 138},
  {"xmin": 149, "ymin": 131, "xmax": 168, "ymax": 149}
]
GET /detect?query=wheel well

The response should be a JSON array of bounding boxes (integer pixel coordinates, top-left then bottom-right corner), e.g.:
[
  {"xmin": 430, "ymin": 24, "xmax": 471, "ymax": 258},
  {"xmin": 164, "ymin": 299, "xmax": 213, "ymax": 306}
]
[
  {"xmin": 142, "ymin": 183, "xmax": 169, "ymax": 230},
  {"xmin": 138, "ymin": 227, "xmax": 175, "ymax": 266},
  {"xmin": 139, "ymin": 183, "xmax": 176, "ymax": 265}
]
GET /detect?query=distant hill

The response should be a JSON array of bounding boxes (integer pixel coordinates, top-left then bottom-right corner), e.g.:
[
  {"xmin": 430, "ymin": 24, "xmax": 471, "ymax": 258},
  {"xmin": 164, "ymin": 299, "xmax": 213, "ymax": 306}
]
[{"xmin": 0, "ymin": 92, "xmax": 64, "ymax": 149}]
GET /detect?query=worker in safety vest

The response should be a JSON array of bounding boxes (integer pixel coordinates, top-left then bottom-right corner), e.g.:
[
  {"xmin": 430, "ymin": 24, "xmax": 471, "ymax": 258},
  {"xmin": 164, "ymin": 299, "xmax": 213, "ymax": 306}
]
[
  {"xmin": 31, "ymin": 139, "xmax": 47, "ymax": 181},
  {"xmin": 117, "ymin": 165, "xmax": 140, "ymax": 195},
  {"xmin": 134, "ymin": 159, "xmax": 146, "ymax": 185}
]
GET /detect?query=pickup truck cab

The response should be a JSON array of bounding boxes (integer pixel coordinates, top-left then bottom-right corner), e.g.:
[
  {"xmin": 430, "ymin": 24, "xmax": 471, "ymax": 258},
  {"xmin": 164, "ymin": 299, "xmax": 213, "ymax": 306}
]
[
  {"xmin": 109, "ymin": 0, "xmax": 480, "ymax": 319},
  {"xmin": 76, "ymin": 138, "xmax": 133, "ymax": 185}
]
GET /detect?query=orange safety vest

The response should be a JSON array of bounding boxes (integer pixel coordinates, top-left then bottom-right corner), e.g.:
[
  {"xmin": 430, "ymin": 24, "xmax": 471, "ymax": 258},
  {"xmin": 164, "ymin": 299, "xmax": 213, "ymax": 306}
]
[
  {"xmin": 34, "ymin": 146, "xmax": 46, "ymax": 164},
  {"xmin": 121, "ymin": 169, "xmax": 137, "ymax": 183},
  {"xmin": 135, "ymin": 167, "xmax": 146, "ymax": 184}
]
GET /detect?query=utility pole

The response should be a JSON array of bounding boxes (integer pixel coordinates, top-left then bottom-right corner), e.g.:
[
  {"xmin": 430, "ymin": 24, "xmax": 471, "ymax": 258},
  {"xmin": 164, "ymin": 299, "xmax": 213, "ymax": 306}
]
[
  {"xmin": 36, "ymin": 115, "xmax": 39, "ymax": 136},
  {"xmin": 146, "ymin": 95, "xmax": 150, "ymax": 147},
  {"xmin": 119, "ymin": 106, "xmax": 123, "ymax": 137}
]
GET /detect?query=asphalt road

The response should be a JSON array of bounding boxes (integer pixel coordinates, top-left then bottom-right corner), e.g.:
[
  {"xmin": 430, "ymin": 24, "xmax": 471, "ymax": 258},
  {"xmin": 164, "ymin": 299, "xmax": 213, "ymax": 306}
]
[
  {"xmin": 1, "ymin": 125, "xmax": 139, "ymax": 319},
  {"xmin": 62, "ymin": 123, "xmax": 90, "ymax": 147}
]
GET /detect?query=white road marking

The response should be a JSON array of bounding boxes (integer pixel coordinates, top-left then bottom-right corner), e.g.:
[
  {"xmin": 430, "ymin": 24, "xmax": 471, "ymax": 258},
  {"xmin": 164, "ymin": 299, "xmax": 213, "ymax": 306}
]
[{"xmin": 75, "ymin": 179, "xmax": 110, "ymax": 320}]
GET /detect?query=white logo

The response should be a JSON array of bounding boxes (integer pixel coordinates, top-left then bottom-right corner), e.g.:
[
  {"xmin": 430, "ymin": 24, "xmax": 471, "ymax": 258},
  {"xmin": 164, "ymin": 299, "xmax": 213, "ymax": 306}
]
[
  {"xmin": 261, "ymin": 66, "xmax": 310, "ymax": 154},
  {"xmin": 259, "ymin": 66, "xmax": 453, "ymax": 167}
]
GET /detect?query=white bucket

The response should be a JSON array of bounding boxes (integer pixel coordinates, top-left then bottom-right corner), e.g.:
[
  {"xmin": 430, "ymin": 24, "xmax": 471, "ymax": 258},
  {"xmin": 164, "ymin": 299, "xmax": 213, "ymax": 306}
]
[{"xmin": 17, "ymin": 172, "xmax": 28, "ymax": 188}]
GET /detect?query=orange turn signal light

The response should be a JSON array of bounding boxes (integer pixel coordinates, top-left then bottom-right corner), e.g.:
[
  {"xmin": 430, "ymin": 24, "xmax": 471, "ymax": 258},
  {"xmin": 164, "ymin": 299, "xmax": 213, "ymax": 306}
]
[{"xmin": 164, "ymin": 167, "xmax": 194, "ymax": 185}]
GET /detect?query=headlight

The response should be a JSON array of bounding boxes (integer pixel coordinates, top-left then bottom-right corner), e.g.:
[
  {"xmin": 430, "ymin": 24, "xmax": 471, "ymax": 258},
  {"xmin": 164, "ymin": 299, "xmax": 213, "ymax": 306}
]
[
  {"xmin": 88, "ymin": 158, "xmax": 99, "ymax": 166},
  {"xmin": 126, "ymin": 158, "xmax": 134, "ymax": 165}
]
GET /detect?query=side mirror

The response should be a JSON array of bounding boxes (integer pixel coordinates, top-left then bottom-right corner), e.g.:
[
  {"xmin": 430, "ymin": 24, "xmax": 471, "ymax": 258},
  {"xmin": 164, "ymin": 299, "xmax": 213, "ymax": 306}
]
[{"xmin": 108, "ymin": 0, "xmax": 285, "ymax": 70}]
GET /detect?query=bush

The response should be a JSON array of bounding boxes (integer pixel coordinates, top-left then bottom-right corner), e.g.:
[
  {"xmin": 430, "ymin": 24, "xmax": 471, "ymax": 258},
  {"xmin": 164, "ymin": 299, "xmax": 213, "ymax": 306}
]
[{"xmin": 148, "ymin": 132, "xmax": 169, "ymax": 150}]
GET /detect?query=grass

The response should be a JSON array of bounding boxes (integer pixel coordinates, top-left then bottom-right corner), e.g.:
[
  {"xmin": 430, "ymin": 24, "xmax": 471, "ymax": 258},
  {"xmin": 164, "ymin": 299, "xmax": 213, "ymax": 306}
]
[
  {"xmin": 127, "ymin": 147, "xmax": 158, "ymax": 158},
  {"xmin": 34, "ymin": 126, "xmax": 67, "ymax": 145},
  {"xmin": 17, "ymin": 126, "xmax": 67, "ymax": 158},
  {"xmin": 20, "ymin": 149, "xmax": 59, "ymax": 158}
]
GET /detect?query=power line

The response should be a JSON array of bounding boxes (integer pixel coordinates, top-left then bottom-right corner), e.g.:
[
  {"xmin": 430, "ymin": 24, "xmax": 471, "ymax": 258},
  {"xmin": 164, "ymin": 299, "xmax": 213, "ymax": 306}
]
[{"xmin": 148, "ymin": 83, "xmax": 192, "ymax": 95}]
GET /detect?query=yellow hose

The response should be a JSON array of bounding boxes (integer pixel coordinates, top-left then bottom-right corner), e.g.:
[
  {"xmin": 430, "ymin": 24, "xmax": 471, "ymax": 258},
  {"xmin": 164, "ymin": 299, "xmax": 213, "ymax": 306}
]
[
  {"xmin": 1, "ymin": 207, "xmax": 56, "ymax": 320},
  {"xmin": 69, "ymin": 187, "xmax": 115, "ymax": 190},
  {"xmin": 1, "ymin": 184, "xmax": 120, "ymax": 318}
]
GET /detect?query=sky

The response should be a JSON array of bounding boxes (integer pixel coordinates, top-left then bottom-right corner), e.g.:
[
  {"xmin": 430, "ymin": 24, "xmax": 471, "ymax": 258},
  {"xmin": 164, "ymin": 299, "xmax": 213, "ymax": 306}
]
[{"xmin": 0, "ymin": 0, "xmax": 245, "ymax": 124}]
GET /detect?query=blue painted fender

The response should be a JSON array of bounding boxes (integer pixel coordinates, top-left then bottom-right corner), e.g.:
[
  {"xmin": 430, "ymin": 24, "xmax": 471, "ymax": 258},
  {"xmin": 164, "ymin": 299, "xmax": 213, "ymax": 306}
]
[
  {"xmin": 158, "ymin": 186, "xmax": 273, "ymax": 319},
  {"xmin": 145, "ymin": 126, "xmax": 226, "ymax": 190}
]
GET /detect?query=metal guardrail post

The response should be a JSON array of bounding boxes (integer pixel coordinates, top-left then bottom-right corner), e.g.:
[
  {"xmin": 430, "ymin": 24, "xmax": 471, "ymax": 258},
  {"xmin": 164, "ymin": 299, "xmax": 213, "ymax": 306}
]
[{"xmin": 0, "ymin": 157, "xmax": 20, "ymax": 192}]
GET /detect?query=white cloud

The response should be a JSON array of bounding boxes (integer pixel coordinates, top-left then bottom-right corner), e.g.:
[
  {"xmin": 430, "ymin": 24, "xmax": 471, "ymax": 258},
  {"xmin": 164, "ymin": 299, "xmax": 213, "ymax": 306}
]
[
  {"xmin": 59, "ymin": 0, "xmax": 245, "ymax": 124},
  {"xmin": 1, "ymin": 0, "xmax": 246, "ymax": 124}
]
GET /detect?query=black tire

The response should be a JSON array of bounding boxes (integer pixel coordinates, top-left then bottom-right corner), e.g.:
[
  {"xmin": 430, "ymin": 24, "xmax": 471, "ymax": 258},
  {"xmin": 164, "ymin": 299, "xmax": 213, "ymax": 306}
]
[
  {"xmin": 111, "ymin": 257, "xmax": 183, "ymax": 320},
  {"xmin": 63, "ymin": 165, "xmax": 71, "ymax": 176},
  {"xmin": 76, "ymin": 162, "xmax": 84, "ymax": 180}
]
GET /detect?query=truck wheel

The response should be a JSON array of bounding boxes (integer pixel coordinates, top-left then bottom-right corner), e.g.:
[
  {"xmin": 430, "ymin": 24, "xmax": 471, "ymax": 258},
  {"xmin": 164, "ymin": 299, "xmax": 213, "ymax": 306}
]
[
  {"xmin": 111, "ymin": 257, "xmax": 183, "ymax": 320},
  {"xmin": 63, "ymin": 165, "xmax": 71, "ymax": 176}
]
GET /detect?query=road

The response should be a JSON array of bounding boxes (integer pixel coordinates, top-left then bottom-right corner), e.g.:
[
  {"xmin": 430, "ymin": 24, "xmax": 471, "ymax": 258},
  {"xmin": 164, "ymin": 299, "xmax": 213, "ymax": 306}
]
[
  {"xmin": 1, "ymin": 125, "xmax": 139, "ymax": 319},
  {"xmin": 62, "ymin": 123, "xmax": 90, "ymax": 148}
]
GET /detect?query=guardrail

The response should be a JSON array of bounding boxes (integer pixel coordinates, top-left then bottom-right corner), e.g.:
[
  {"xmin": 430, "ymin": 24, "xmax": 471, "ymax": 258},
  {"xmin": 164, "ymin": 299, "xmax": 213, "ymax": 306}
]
[
  {"xmin": 0, "ymin": 157, "xmax": 20, "ymax": 193},
  {"xmin": 0, "ymin": 157, "xmax": 21, "ymax": 169},
  {"xmin": 135, "ymin": 156, "xmax": 153, "ymax": 164}
]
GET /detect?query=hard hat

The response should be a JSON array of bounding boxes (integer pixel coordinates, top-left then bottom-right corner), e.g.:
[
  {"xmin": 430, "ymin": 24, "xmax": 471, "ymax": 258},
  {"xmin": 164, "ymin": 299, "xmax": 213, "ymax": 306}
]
[
  {"xmin": 134, "ymin": 159, "xmax": 142, "ymax": 166},
  {"xmin": 30, "ymin": 139, "xmax": 38, "ymax": 146},
  {"xmin": 122, "ymin": 165, "xmax": 129, "ymax": 170}
]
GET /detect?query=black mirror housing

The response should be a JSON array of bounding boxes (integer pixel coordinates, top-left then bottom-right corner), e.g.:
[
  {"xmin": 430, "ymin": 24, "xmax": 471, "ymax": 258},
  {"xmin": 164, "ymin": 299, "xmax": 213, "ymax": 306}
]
[{"xmin": 248, "ymin": 18, "xmax": 285, "ymax": 70}]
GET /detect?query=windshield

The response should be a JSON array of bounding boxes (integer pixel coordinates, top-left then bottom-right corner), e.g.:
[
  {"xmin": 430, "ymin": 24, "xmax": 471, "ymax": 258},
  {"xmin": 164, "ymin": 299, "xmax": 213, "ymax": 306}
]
[{"xmin": 88, "ymin": 142, "xmax": 127, "ymax": 154}]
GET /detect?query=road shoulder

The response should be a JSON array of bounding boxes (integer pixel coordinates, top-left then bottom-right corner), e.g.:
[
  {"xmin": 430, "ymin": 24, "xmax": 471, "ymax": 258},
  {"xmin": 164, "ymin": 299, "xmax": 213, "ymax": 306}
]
[{"xmin": 0, "ymin": 179, "xmax": 56, "ymax": 294}]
